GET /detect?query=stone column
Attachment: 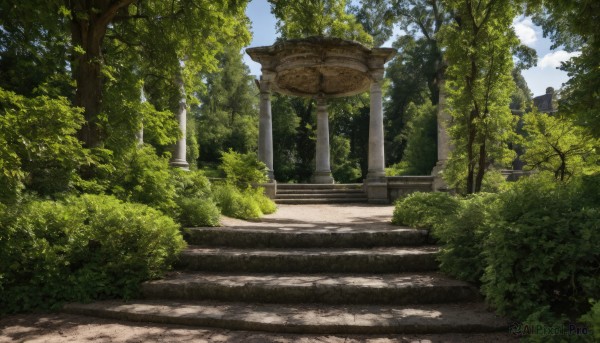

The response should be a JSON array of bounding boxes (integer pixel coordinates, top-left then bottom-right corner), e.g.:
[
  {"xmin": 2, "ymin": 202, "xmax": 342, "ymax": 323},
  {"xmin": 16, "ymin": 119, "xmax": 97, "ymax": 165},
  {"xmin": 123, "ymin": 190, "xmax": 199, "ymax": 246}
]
[
  {"xmin": 258, "ymin": 73, "xmax": 275, "ymax": 181},
  {"xmin": 135, "ymin": 87, "xmax": 145, "ymax": 147},
  {"xmin": 365, "ymin": 70, "xmax": 388, "ymax": 203},
  {"xmin": 313, "ymin": 97, "xmax": 334, "ymax": 184},
  {"xmin": 431, "ymin": 79, "xmax": 451, "ymax": 190},
  {"xmin": 170, "ymin": 72, "xmax": 189, "ymax": 170}
]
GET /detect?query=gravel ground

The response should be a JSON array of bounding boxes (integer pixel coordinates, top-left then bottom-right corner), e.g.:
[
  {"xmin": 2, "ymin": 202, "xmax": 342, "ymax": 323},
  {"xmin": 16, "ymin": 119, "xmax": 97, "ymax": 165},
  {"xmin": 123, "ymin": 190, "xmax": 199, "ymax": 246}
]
[{"xmin": 0, "ymin": 313, "xmax": 519, "ymax": 342}]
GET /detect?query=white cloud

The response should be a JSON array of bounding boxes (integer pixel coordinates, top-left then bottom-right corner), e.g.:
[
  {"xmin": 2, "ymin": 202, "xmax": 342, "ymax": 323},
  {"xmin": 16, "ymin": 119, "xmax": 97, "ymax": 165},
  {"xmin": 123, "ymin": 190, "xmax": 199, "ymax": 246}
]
[
  {"xmin": 513, "ymin": 17, "xmax": 538, "ymax": 47},
  {"xmin": 539, "ymin": 50, "xmax": 581, "ymax": 69}
]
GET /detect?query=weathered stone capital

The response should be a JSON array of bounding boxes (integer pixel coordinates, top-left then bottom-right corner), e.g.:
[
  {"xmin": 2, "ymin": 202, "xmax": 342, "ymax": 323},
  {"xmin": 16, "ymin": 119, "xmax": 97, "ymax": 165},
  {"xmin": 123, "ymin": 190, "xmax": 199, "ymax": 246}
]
[
  {"xmin": 259, "ymin": 70, "xmax": 276, "ymax": 94},
  {"xmin": 369, "ymin": 69, "xmax": 385, "ymax": 83},
  {"xmin": 316, "ymin": 96, "xmax": 327, "ymax": 108}
]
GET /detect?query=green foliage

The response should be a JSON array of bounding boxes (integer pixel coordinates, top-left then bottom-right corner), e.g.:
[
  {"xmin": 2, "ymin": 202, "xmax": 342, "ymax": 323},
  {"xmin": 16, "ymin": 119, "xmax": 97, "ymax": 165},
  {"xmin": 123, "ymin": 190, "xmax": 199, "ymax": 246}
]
[
  {"xmin": 433, "ymin": 193, "xmax": 499, "ymax": 284},
  {"xmin": 533, "ymin": 0, "xmax": 600, "ymax": 136},
  {"xmin": 331, "ymin": 135, "xmax": 362, "ymax": 183},
  {"xmin": 249, "ymin": 187, "xmax": 278, "ymax": 215},
  {"xmin": 196, "ymin": 46, "xmax": 258, "ymax": 163},
  {"xmin": 0, "ymin": 87, "xmax": 86, "ymax": 203},
  {"xmin": 0, "ymin": 194, "xmax": 185, "ymax": 313},
  {"xmin": 393, "ymin": 101, "xmax": 437, "ymax": 175},
  {"xmin": 220, "ymin": 149, "xmax": 268, "ymax": 189},
  {"xmin": 170, "ymin": 168, "xmax": 220, "ymax": 227},
  {"xmin": 482, "ymin": 174, "xmax": 600, "ymax": 320},
  {"xmin": 521, "ymin": 111, "xmax": 599, "ymax": 181},
  {"xmin": 392, "ymin": 174, "xmax": 600, "ymax": 327},
  {"xmin": 176, "ymin": 197, "xmax": 220, "ymax": 227},
  {"xmin": 391, "ymin": 192, "xmax": 461, "ymax": 229},
  {"xmin": 271, "ymin": 94, "xmax": 302, "ymax": 182},
  {"xmin": 349, "ymin": 0, "xmax": 394, "ymax": 46},
  {"xmin": 384, "ymin": 36, "xmax": 438, "ymax": 165},
  {"xmin": 580, "ymin": 300, "xmax": 600, "ymax": 341},
  {"xmin": 269, "ymin": 0, "xmax": 373, "ymax": 45},
  {"xmin": 169, "ymin": 168, "xmax": 212, "ymax": 199},
  {"xmin": 108, "ymin": 146, "xmax": 177, "ymax": 214},
  {"xmin": 441, "ymin": 0, "xmax": 520, "ymax": 193},
  {"xmin": 212, "ymin": 183, "xmax": 263, "ymax": 220}
]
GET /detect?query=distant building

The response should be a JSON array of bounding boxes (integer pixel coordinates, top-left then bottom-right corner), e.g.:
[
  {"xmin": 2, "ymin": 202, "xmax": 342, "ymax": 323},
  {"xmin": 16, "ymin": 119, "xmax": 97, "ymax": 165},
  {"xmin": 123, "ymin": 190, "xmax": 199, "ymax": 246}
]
[{"xmin": 533, "ymin": 87, "xmax": 557, "ymax": 114}]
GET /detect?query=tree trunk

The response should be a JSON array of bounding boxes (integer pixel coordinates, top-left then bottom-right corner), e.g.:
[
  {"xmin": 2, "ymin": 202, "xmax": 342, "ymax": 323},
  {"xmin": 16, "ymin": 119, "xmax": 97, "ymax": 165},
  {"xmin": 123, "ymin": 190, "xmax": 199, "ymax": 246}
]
[
  {"xmin": 68, "ymin": 0, "xmax": 135, "ymax": 148},
  {"xmin": 72, "ymin": 37, "xmax": 104, "ymax": 148},
  {"xmin": 474, "ymin": 139, "xmax": 486, "ymax": 192},
  {"xmin": 466, "ymin": 111, "xmax": 477, "ymax": 194}
]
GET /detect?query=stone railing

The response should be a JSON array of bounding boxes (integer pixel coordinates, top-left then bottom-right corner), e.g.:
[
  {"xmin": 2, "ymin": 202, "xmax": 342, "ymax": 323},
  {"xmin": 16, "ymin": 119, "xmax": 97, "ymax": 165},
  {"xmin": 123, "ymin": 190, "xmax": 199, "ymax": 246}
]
[{"xmin": 387, "ymin": 176, "xmax": 434, "ymax": 202}]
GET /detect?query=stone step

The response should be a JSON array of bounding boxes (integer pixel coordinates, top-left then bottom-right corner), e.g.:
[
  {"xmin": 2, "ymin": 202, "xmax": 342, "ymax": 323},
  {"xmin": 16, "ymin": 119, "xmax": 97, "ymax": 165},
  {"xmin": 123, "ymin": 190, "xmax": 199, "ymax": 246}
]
[
  {"xmin": 275, "ymin": 198, "xmax": 369, "ymax": 204},
  {"xmin": 141, "ymin": 272, "xmax": 481, "ymax": 305},
  {"xmin": 276, "ymin": 188, "xmax": 365, "ymax": 195},
  {"xmin": 177, "ymin": 246, "xmax": 439, "ymax": 273},
  {"xmin": 63, "ymin": 300, "xmax": 508, "ymax": 334},
  {"xmin": 183, "ymin": 227, "xmax": 430, "ymax": 248},
  {"xmin": 277, "ymin": 183, "xmax": 363, "ymax": 190},
  {"xmin": 276, "ymin": 192, "xmax": 366, "ymax": 199}
]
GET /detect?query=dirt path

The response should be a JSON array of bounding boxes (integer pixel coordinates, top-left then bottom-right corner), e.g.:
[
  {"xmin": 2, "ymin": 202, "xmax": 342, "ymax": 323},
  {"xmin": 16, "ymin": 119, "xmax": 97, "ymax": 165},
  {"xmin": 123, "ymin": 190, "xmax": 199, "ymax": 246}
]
[{"xmin": 0, "ymin": 313, "xmax": 518, "ymax": 342}]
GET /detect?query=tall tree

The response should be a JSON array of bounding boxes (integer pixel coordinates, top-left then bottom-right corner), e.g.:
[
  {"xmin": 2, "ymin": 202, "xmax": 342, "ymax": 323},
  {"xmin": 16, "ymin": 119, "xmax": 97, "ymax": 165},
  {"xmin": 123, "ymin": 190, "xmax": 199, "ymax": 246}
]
[
  {"xmin": 349, "ymin": 0, "xmax": 395, "ymax": 47},
  {"xmin": 384, "ymin": 35, "xmax": 436, "ymax": 164},
  {"xmin": 441, "ymin": 0, "xmax": 521, "ymax": 193},
  {"xmin": 269, "ymin": 0, "xmax": 373, "ymax": 44},
  {"xmin": 196, "ymin": 46, "xmax": 258, "ymax": 163},
  {"xmin": 1, "ymin": 0, "xmax": 251, "ymax": 148}
]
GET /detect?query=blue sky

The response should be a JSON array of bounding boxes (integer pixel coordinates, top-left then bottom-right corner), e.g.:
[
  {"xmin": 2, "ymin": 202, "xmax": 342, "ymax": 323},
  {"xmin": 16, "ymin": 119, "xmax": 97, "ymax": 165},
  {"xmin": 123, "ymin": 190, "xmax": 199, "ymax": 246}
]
[{"xmin": 242, "ymin": 0, "xmax": 576, "ymax": 97}]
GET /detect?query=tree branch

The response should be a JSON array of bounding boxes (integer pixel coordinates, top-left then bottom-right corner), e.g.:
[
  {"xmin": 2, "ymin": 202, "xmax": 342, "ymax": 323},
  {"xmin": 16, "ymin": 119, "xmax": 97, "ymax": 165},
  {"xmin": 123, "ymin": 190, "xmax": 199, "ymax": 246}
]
[{"xmin": 96, "ymin": 0, "xmax": 136, "ymax": 31}]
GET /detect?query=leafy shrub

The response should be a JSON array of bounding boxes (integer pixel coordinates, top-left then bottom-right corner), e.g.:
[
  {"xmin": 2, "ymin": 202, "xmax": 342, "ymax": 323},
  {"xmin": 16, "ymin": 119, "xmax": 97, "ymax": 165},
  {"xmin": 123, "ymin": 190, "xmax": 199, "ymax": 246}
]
[
  {"xmin": 213, "ymin": 184, "xmax": 277, "ymax": 219},
  {"xmin": 433, "ymin": 193, "xmax": 498, "ymax": 284},
  {"xmin": 220, "ymin": 149, "xmax": 268, "ymax": 189},
  {"xmin": 108, "ymin": 146, "xmax": 177, "ymax": 214},
  {"xmin": 0, "ymin": 87, "xmax": 86, "ymax": 203},
  {"xmin": 170, "ymin": 169, "xmax": 220, "ymax": 226},
  {"xmin": 0, "ymin": 194, "xmax": 185, "ymax": 313},
  {"xmin": 482, "ymin": 174, "xmax": 600, "ymax": 321},
  {"xmin": 177, "ymin": 197, "xmax": 220, "ymax": 227},
  {"xmin": 246, "ymin": 186, "xmax": 277, "ymax": 215},
  {"xmin": 212, "ymin": 183, "xmax": 264, "ymax": 220},
  {"xmin": 391, "ymin": 192, "xmax": 461, "ymax": 229},
  {"xmin": 170, "ymin": 168, "xmax": 211, "ymax": 199}
]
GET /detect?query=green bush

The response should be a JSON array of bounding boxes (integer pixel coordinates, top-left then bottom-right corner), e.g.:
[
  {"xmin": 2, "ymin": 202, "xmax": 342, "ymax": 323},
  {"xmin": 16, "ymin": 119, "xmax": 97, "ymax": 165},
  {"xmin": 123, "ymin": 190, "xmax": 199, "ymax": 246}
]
[
  {"xmin": 170, "ymin": 169, "xmax": 220, "ymax": 226},
  {"xmin": 433, "ymin": 193, "xmax": 499, "ymax": 284},
  {"xmin": 246, "ymin": 186, "xmax": 277, "ymax": 215},
  {"xmin": 177, "ymin": 197, "xmax": 220, "ymax": 227},
  {"xmin": 212, "ymin": 183, "xmax": 264, "ymax": 220},
  {"xmin": 482, "ymin": 174, "xmax": 600, "ymax": 321},
  {"xmin": 0, "ymin": 87, "xmax": 86, "ymax": 203},
  {"xmin": 220, "ymin": 149, "xmax": 268, "ymax": 189},
  {"xmin": 170, "ymin": 168, "xmax": 212, "ymax": 199},
  {"xmin": 214, "ymin": 184, "xmax": 277, "ymax": 220},
  {"xmin": 391, "ymin": 192, "xmax": 461, "ymax": 229},
  {"xmin": 0, "ymin": 194, "xmax": 185, "ymax": 313},
  {"xmin": 109, "ymin": 146, "xmax": 177, "ymax": 214}
]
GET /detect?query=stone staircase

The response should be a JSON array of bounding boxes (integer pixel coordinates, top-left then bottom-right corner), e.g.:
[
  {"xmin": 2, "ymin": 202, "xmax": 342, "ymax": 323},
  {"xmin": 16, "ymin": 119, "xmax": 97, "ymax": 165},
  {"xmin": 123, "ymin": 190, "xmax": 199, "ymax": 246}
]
[
  {"xmin": 275, "ymin": 183, "xmax": 367, "ymax": 204},
  {"xmin": 64, "ymin": 220, "xmax": 509, "ymax": 335}
]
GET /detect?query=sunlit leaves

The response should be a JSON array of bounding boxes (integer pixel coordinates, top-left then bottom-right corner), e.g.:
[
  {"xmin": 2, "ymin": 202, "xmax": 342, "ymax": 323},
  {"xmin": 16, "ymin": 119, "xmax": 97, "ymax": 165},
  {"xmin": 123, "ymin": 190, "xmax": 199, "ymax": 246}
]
[
  {"xmin": 268, "ymin": 0, "xmax": 373, "ymax": 45},
  {"xmin": 521, "ymin": 111, "xmax": 600, "ymax": 180}
]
